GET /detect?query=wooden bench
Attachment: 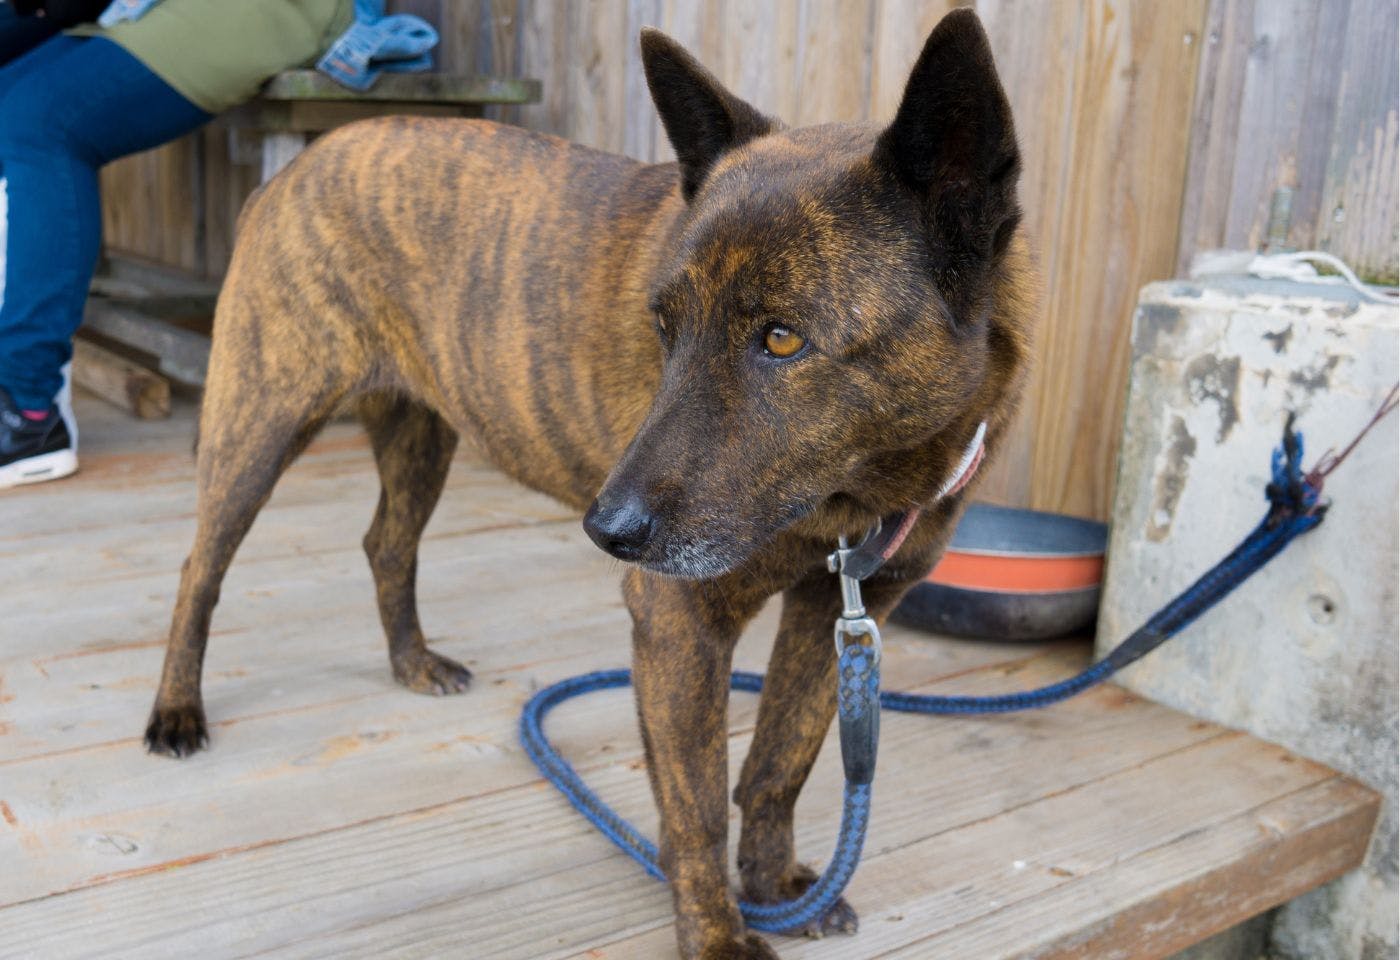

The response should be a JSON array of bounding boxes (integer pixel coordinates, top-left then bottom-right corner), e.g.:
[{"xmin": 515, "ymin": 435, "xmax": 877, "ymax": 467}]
[{"xmin": 226, "ymin": 69, "xmax": 542, "ymax": 181}]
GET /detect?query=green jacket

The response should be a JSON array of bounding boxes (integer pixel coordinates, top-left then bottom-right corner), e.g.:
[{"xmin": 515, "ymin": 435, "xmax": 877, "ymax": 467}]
[{"xmin": 69, "ymin": 0, "xmax": 354, "ymax": 114}]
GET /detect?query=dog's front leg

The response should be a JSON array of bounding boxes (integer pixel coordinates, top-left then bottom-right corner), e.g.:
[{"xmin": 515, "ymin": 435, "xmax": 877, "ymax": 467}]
[
  {"xmin": 734, "ymin": 573, "xmax": 917, "ymax": 938},
  {"xmin": 624, "ymin": 568, "xmax": 774, "ymax": 960}
]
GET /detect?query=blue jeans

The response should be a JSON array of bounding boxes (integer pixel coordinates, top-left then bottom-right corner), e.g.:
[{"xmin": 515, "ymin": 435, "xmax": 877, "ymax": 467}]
[{"xmin": 0, "ymin": 29, "xmax": 212, "ymax": 409}]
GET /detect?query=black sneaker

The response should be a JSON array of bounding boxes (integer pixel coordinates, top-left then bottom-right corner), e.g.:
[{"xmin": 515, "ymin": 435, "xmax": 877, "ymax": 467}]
[{"xmin": 0, "ymin": 387, "xmax": 77, "ymax": 488}]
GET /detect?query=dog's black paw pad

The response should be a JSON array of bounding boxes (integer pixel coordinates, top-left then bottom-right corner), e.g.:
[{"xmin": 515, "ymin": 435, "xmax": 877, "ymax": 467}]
[
  {"xmin": 394, "ymin": 649, "xmax": 473, "ymax": 696},
  {"xmin": 144, "ymin": 704, "xmax": 209, "ymax": 758}
]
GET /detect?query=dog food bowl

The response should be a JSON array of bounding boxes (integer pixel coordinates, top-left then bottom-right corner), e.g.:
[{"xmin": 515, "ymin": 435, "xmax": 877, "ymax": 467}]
[{"xmin": 891, "ymin": 503, "xmax": 1107, "ymax": 641}]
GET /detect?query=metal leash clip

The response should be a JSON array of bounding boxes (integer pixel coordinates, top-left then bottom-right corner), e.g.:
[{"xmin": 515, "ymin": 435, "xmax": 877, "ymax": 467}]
[
  {"xmin": 828, "ymin": 533, "xmax": 882, "ymax": 785},
  {"xmin": 827, "ymin": 532, "xmax": 883, "ymax": 657}
]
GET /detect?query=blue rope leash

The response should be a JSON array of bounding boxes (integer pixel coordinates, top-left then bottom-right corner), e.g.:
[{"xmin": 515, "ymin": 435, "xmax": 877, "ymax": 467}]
[{"xmin": 519, "ymin": 422, "xmax": 1330, "ymax": 935}]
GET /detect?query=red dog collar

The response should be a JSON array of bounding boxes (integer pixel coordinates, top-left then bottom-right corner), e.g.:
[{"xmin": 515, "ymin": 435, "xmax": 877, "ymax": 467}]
[{"xmin": 841, "ymin": 421, "xmax": 987, "ymax": 581}]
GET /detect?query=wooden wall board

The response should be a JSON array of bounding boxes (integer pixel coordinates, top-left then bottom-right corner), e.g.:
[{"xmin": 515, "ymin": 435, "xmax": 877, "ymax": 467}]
[
  {"xmin": 1312, "ymin": 0, "xmax": 1399, "ymax": 283},
  {"xmin": 974, "ymin": 0, "xmax": 1210, "ymax": 518},
  {"xmin": 1175, "ymin": 0, "xmax": 1399, "ymax": 282}
]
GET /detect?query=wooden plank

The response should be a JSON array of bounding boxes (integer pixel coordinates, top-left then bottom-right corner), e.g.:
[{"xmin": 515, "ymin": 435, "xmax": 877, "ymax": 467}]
[
  {"xmin": 260, "ymin": 70, "xmax": 541, "ymax": 105},
  {"xmin": 0, "ymin": 455, "xmax": 581, "ymax": 662},
  {"xmin": 475, "ymin": 0, "xmax": 527, "ymax": 126},
  {"xmin": 963, "ymin": 0, "xmax": 1081, "ymax": 512},
  {"xmin": 562, "ymin": 742, "xmax": 1374, "ymax": 959},
  {"xmin": 70, "ymin": 339, "xmax": 171, "ymax": 421},
  {"xmin": 95, "ymin": 256, "xmax": 222, "ymax": 300},
  {"xmin": 386, "ymin": 0, "xmax": 440, "ymax": 26},
  {"xmin": 566, "ymin": 0, "xmax": 632, "ymax": 155},
  {"xmin": 81, "ymin": 299, "xmax": 211, "ymax": 386},
  {"xmin": 0, "ymin": 523, "xmax": 609, "ymax": 760},
  {"xmin": 261, "ymin": 131, "xmax": 307, "ymax": 182},
  {"xmin": 1311, "ymin": 0, "xmax": 1399, "ymax": 283},
  {"xmin": 516, "ymin": 0, "xmax": 571, "ymax": 139},
  {"xmin": 0, "ymin": 644, "xmax": 1093, "ymax": 910},
  {"xmin": 882, "ymin": 780, "xmax": 1378, "ymax": 959},
  {"xmin": 648, "ymin": 0, "xmax": 730, "ymax": 163},
  {"xmin": 1221, "ymin": 1, "xmax": 1334, "ymax": 251},
  {"xmin": 719, "ymin": 0, "xmax": 801, "ymax": 127},
  {"xmin": 1173, "ymin": 0, "xmax": 1253, "ymax": 277},
  {"xmin": 1175, "ymin": 0, "xmax": 1398, "ymax": 282},
  {"xmin": 623, "ymin": 0, "xmax": 663, "ymax": 160},
  {"xmin": 977, "ymin": 0, "xmax": 1210, "ymax": 520},
  {"xmin": 222, "ymin": 100, "xmax": 480, "ymax": 134},
  {"xmin": 98, "ymin": 137, "xmax": 204, "ymax": 276},
  {"xmin": 0, "ymin": 667, "xmax": 1245, "ymax": 957},
  {"xmin": 793, "ymin": 0, "xmax": 875, "ymax": 127},
  {"xmin": 200, "ymin": 122, "xmax": 257, "ymax": 277},
  {"xmin": 868, "ymin": 0, "xmax": 959, "ymax": 121}
]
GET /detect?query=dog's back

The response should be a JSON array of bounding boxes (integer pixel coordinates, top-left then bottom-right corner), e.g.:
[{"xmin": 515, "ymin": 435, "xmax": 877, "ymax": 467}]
[{"xmin": 215, "ymin": 116, "xmax": 680, "ymax": 506}]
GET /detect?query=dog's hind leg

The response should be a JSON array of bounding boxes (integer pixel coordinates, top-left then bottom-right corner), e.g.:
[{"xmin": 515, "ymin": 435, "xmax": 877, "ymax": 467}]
[
  {"xmin": 733, "ymin": 574, "xmax": 916, "ymax": 938},
  {"xmin": 358, "ymin": 393, "xmax": 472, "ymax": 695},
  {"xmin": 144, "ymin": 368, "xmax": 344, "ymax": 757}
]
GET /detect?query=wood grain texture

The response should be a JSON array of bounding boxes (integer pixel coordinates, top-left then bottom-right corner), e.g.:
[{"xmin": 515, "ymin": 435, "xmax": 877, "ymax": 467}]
[
  {"xmin": 1175, "ymin": 0, "xmax": 1399, "ymax": 282},
  {"xmin": 99, "ymin": 135, "xmax": 203, "ymax": 275},
  {"xmin": 578, "ymin": 745, "xmax": 1377, "ymax": 959},
  {"xmin": 792, "ymin": 0, "xmax": 875, "ymax": 127},
  {"xmin": 70, "ymin": 339, "xmax": 171, "ymax": 420},
  {"xmin": 869, "ymin": 0, "xmax": 960, "ymax": 120},
  {"xmin": 260, "ymin": 70, "xmax": 540, "ymax": 104},
  {"xmin": 968, "ymin": 0, "xmax": 1081, "ymax": 512},
  {"xmin": 974, "ymin": 0, "xmax": 1210, "ymax": 519},
  {"xmin": 1307, "ymin": 0, "xmax": 1399, "ymax": 283},
  {"xmin": 0, "ymin": 395, "xmax": 1378, "ymax": 959}
]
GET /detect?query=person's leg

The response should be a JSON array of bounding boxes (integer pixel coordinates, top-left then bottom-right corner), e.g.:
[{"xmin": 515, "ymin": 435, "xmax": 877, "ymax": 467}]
[
  {"xmin": 0, "ymin": 35, "xmax": 94, "ymax": 486},
  {"xmin": 0, "ymin": 30, "xmax": 83, "ymax": 330},
  {"xmin": 0, "ymin": 35, "xmax": 211, "ymax": 413}
]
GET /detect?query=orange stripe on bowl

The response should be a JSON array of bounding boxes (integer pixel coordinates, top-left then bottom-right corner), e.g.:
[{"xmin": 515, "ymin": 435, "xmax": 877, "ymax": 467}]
[{"xmin": 927, "ymin": 551, "xmax": 1104, "ymax": 594}]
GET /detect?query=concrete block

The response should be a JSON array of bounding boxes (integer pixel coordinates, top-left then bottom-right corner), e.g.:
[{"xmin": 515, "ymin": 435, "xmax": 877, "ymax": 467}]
[
  {"xmin": 1168, "ymin": 911, "xmax": 1273, "ymax": 960},
  {"xmin": 1097, "ymin": 277, "xmax": 1398, "ymax": 960}
]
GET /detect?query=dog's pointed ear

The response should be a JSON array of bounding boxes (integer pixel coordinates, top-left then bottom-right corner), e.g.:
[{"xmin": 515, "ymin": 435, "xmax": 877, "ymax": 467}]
[
  {"xmin": 874, "ymin": 10, "xmax": 1021, "ymax": 270},
  {"xmin": 641, "ymin": 27, "xmax": 773, "ymax": 201}
]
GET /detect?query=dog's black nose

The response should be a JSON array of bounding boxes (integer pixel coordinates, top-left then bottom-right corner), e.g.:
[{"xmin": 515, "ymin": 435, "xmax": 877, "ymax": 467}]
[{"xmin": 583, "ymin": 494, "xmax": 656, "ymax": 561}]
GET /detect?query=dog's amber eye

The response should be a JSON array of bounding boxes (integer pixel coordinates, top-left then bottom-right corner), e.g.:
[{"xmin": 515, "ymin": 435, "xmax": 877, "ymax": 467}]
[{"xmin": 763, "ymin": 325, "xmax": 805, "ymax": 358}]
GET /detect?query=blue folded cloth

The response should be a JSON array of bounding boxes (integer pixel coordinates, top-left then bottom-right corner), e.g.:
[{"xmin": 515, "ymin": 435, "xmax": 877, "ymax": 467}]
[
  {"xmin": 317, "ymin": 0, "xmax": 437, "ymax": 92},
  {"xmin": 97, "ymin": 0, "xmax": 162, "ymax": 27}
]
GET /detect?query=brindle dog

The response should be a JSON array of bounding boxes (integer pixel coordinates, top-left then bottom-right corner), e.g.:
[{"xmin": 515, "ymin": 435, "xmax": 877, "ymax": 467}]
[{"xmin": 145, "ymin": 10, "xmax": 1032, "ymax": 959}]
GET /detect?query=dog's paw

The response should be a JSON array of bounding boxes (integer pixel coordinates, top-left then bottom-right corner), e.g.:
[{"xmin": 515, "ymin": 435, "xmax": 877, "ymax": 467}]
[
  {"xmin": 393, "ymin": 648, "xmax": 473, "ymax": 696},
  {"xmin": 697, "ymin": 933, "xmax": 779, "ymax": 960},
  {"xmin": 744, "ymin": 863, "xmax": 859, "ymax": 939},
  {"xmin": 144, "ymin": 703, "xmax": 209, "ymax": 758}
]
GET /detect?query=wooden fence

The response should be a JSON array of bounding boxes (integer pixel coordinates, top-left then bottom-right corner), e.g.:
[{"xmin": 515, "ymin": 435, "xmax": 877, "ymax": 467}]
[{"xmin": 98, "ymin": 0, "xmax": 1399, "ymax": 520}]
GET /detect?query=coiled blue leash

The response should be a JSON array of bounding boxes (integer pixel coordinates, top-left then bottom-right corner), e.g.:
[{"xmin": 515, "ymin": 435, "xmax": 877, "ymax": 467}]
[{"xmin": 519, "ymin": 413, "xmax": 1366, "ymax": 935}]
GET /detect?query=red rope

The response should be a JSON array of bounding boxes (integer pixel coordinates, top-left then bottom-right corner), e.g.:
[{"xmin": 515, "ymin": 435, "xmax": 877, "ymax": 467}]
[{"xmin": 1305, "ymin": 383, "xmax": 1399, "ymax": 489}]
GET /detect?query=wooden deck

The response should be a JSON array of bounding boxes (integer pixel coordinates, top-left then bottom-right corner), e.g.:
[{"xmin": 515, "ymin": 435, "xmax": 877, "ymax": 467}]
[{"xmin": 0, "ymin": 393, "xmax": 1378, "ymax": 960}]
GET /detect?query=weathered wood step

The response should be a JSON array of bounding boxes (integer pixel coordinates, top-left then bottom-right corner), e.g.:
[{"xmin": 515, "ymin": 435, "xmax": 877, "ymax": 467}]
[{"xmin": 0, "ymin": 392, "xmax": 1378, "ymax": 960}]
